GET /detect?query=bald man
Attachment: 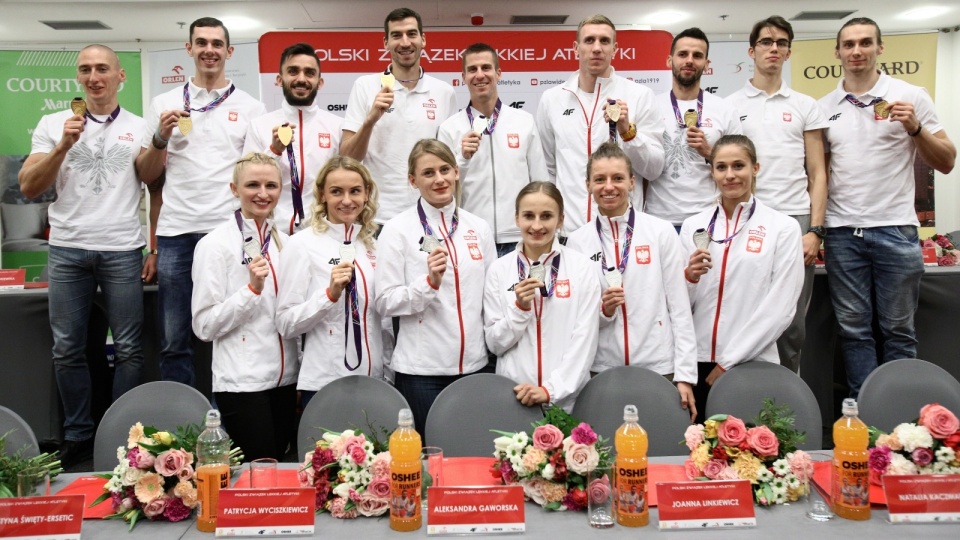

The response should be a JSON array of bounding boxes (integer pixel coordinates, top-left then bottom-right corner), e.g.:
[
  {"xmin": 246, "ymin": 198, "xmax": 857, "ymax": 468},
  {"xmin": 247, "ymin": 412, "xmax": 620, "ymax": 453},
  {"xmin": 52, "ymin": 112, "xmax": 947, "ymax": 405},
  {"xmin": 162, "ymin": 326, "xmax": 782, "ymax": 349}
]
[{"xmin": 19, "ymin": 44, "xmax": 147, "ymax": 468}]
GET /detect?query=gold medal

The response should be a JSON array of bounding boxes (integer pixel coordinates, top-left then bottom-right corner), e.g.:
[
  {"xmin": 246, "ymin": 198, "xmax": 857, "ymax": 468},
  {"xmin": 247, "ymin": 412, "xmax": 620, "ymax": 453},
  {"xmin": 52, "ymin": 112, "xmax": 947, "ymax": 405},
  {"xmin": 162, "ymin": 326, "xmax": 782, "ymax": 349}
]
[
  {"xmin": 380, "ymin": 73, "xmax": 396, "ymax": 88},
  {"xmin": 70, "ymin": 97, "xmax": 86, "ymax": 117},
  {"xmin": 178, "ymin": 116, "xmax": 192, "ymax": 136},
  {"xmin": 684, "ymin": 109, "xmax": 698, "ymax": 129},
  {"xmin": 277, "ymin": 124, "xmax": 293, "ymax": 147},
  {"xmin": 874, "ymin": 100, "xmax": 889, "ymax": 119},
  {"xmin": 606, "ymin": 101, "xmax": 621, "ymax": 123}
]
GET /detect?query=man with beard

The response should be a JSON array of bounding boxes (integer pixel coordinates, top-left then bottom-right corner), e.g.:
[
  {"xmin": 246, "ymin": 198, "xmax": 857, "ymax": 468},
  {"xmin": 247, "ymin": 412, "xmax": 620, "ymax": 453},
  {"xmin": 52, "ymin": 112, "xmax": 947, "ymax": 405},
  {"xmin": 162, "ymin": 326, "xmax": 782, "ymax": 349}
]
[
  {"xmin": 645, "ymin": 28, "xmax": 741, "ymax": 230},
  {"xmin": 340, "ymin": 7, "xmax": 457, "ymax": 224},
  {"xmin": 244, "ymin": 43, "xmax": 342, "ymax": 234},
  {"xmin": 136, "ymin": 17, "xmax": 266, "ymax": 386}
]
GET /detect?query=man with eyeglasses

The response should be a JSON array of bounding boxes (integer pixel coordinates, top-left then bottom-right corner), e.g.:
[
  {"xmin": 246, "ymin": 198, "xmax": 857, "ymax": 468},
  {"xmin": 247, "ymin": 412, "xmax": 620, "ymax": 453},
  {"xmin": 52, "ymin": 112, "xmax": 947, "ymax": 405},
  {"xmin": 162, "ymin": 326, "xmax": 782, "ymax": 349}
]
[
  {"xmin": 645, "ymin": 27, "xmax": 741, "ymax": 230},
  {"xmin": 725, "ymin": 16, "xmax": 827, "ymax": 373}
]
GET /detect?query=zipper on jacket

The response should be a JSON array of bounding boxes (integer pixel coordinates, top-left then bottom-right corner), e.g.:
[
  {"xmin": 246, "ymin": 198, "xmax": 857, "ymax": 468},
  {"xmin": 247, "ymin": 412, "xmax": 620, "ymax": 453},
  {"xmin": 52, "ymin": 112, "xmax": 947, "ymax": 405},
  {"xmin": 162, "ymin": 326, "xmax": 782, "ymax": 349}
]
[
  {"xmin": 563, "ymin": 83, "xmax": 604, "ymax": 223},
  {"xmin": 440, "ymin": 213, "xmax": 466, "ymax": 373},
  {"xmin": 489, "ymin": 137, "xmax": 498, "ymax": 243},
  {"xmin": 710, "ymin": 207, "xmax": 743, "ymax": 362}
]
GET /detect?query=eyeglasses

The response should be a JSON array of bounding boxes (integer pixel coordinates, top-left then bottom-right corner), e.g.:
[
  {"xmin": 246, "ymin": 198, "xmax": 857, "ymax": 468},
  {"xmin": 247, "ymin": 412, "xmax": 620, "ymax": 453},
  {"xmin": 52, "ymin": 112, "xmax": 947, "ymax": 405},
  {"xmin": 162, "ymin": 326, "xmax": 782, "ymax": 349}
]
[{"xmin": 756, "ymin": 38, "xmax": 791, "ymax": 50}]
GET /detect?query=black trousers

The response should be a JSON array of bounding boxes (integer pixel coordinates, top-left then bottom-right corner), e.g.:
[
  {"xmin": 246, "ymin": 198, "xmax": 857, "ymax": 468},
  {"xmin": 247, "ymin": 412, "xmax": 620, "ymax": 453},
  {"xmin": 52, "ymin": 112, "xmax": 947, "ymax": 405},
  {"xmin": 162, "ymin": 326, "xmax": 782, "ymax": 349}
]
[{"xmin": 215, "ymin": 384, "xmax": 297, "ymax": 461}]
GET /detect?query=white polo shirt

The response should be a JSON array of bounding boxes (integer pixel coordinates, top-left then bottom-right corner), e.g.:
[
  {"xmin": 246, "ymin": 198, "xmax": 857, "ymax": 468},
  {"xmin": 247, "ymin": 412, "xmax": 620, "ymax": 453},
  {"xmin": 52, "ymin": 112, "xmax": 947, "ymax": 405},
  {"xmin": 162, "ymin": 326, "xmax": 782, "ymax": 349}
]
[
  {"xmin": 645, "ymin": 90, "xmax": 742, "ymax": 226},
  {"xmin": 819, "ymin": 73, "xmax": 942, "ymax": 228},
  {"xmin": 343, "ymin": 72, "xmax": 457, "ymax": 223},
  {"xmin": 143, "ymin": 79, "xmax": 266, "ymax": 236},
  {"xmin": 726, "ymin": 81, "xmax": 827, "ymax": 215}
]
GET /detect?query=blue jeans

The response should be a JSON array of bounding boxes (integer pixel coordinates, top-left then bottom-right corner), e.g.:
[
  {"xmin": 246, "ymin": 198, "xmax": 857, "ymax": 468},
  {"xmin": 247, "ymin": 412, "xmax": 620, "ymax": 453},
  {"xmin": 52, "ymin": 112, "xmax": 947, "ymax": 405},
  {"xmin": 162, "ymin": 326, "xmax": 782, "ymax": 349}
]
[
  {"xmin": 157, "ymin": 234, "xmax": 205, "ymax": 387},
  {"xmin": 48, "ymin": 246, "xmax": 144, "ymax": 441},
  {"xmin": 825, "ymin": 226, "xmax": 923, "ymax": 397},
  {"xmin": 393, "ymin": 371, "xmax": 474, "ymax": 441}
]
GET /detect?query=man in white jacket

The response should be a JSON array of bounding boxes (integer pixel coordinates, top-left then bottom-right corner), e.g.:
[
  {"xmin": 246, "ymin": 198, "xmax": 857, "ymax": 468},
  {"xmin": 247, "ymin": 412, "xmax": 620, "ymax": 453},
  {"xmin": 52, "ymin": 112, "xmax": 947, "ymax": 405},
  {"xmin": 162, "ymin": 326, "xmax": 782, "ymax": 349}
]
[
  {"xmin": 244, "ymin": 43, "xmax": 343, "ymax": 235},
  {"xmin": 535, "ymin": 14, "xmax": 664, "ymax": 232},
  {"xmin": 439, "ymin": 43, "xmax": 548, "ymax": 256}
]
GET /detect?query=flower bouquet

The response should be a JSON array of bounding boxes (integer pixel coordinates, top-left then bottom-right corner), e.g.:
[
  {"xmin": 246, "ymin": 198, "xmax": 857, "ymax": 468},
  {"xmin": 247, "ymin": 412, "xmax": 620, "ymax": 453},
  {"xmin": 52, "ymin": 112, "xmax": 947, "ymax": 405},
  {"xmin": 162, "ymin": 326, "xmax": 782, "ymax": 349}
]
[
  {"xmin": 91, "ymin": 422, "xmax": 243, "ymax": 531},
  {"xmin": 298, "ymin": 428, "xmax": 392, "ymax": 518},
  {"xmin": 0, "ymin": 431, "xmax": 63, "ymax": 498},
  {"xmin": 868, "ymin": 403, "xmax": 960, "ymax": 482},
  {"xmin": 922, "ymin": 234, "xmax": 959, "ymax": 266},
  {"xmin": 491, "ymin": 406, "xmax": 612, "ymax": 511},
  {"xmin": 683, "ymin": 399, "xmax": 812, "ymax": 506}
]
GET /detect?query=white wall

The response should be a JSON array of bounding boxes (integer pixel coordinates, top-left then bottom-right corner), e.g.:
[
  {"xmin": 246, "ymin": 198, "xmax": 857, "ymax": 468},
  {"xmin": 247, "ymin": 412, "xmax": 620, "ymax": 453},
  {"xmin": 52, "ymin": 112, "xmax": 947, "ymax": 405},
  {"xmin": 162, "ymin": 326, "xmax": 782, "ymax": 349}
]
[{"xmin": 935, "ymin": 33, "xmax": 959, "ymax": 234}]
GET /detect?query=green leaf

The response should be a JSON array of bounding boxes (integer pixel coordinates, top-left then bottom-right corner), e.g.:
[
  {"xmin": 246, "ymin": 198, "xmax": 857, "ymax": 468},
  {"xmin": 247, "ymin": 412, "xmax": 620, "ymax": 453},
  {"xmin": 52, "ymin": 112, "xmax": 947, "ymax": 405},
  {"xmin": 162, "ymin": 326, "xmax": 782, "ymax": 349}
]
[
  {"xmin": 706, "ymin": 414, "xmax": 729, "ymax": 422},
  {"xmin": 544, "ymin": 501, "xmax": 562, "ymax": 511},
  {"xmin": 89, "ymin": 491, "xmax": 111, "ymax": 507}
]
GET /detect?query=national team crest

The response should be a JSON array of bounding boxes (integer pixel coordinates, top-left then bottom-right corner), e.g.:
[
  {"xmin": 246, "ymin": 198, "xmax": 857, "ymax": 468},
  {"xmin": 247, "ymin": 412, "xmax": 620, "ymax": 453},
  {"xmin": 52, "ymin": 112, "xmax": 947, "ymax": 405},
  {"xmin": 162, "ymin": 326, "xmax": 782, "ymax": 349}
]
[
  {"xmin": 319, "ymin": 133, "xmax": 331, "ymax": 148},
  {"xmin": 427, "ymin": 110, "xmax": 436, "ymax": 120},
  {"xmin": 555, "ymin": 279, "xmax": 571, "ymax": 298},
  {"xmin": 508, "ymin": 134, "xmax": 520, "ymax": 148},
  {"xmin": 468, "ymin": 243, "xmax": 482, "ymax": 260},
  {"xmin": 747, "ymin": 236, "xmax": 763, "ymax": 253},
  {"xmin": 635, "ymin": 245, "xmax": 651, "ymax": 264},
  {"xmin": 783, "ymin": 112, "xmax": 792, "ymax": 122},
  {"xmin": 228, "ymin": 111, "xmax": 238, "ymax": 122}
]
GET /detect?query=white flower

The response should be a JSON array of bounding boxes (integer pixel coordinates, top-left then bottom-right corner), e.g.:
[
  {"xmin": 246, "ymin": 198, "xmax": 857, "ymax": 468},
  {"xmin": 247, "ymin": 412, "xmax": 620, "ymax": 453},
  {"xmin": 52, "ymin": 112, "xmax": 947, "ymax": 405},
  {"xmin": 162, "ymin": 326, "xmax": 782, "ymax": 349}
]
[
  {"xmin": 774, "ymin": 491, "xmax": 786, "ymax": 504},
  {"xmin": 121, "ymin": 466, "xmax": 143, "ymax": 486},
  {"xmin": 116, "ymin": 446, "xmax": 127, "ymax": 461},
  {"xmin": 936, "ymin": 446, "xmax": 955, "ymax": 464},
  {"xmin": 338, "ymin": 453, "xmax": 353, "ymax": 469},
  {"xmin": 893, "ymin": 423, "xmax": 934, "ymax": 453},
  {"xmin": 770, "ymin": 478, "xmax": 788, "ymax": 495},
  {"xmin": 887, "ymin": 453, "xmax": 919, "ymax": 475},
  {"xmin": 509, "ymin": 432, "xmax": 529, "ymax": 453},
  {"xmin": 363, "ymin": 441, "xmax": 374, "ymax": 453},
  {"xmin": 756, "ymin": 468, "xmax": 774, "ymax": 483},
  {"xmin": 106, "ymin": 475, "xmax": 123, "ymax": 493},
  {"xmin": 332, "ymin": 482, "xmax": 354, "ymax": 500},
  {"xmin": 785, "ymin": 474, "xmax": 801, "ymax": 490},
  {"xmin": 509, "ymin": 454, "xmax": 529, "ymax": 476},
  {"xmin": 772, "ymin": 459, "xmax": 790, "ymax": 476},
  {"xmin": 541, "ymin": 463, "xmax": 555, "ymax": 481},
  {"xmin": 494, "ymin": 436, "xmax": 514, "ymax": 455}
]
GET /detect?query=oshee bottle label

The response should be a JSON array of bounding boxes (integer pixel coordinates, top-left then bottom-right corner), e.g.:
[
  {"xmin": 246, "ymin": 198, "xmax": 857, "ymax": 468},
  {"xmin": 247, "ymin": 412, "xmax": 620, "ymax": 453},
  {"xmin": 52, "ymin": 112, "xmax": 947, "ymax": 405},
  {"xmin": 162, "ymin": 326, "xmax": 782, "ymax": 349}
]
[
  {"xmin": 832, "ymin": 459, "xmax": 869, "ymax": 509},
  {"xmin": 615, "ymin": 466, "xmax": 647, "ymax": 516},
  {"xmin": 390, "ymin": 469, "xmax": 421, "ymax": 519}
]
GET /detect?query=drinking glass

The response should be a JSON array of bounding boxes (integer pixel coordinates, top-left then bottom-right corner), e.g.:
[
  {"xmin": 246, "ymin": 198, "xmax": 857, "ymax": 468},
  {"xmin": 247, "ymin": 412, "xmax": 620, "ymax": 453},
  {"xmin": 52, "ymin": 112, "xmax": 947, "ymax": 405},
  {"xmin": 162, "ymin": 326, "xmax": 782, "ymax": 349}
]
[
  {"xmin": 806, "ymin": 451, "xmax": 835, "ymax": 521},
  {"xmin": 421, "ymin": 447, "xmax": 443, "ymax": 510},
  {"xmin": 17, "ymin": 466, "xmax": 50, "ymax": 497},
  {"xmin": 587, "ymin": 466, "xmax": 615, "ymax": 528},
  {"xmin": 249, "ymin": 458, "xmax": 278, "ymax": 488}
]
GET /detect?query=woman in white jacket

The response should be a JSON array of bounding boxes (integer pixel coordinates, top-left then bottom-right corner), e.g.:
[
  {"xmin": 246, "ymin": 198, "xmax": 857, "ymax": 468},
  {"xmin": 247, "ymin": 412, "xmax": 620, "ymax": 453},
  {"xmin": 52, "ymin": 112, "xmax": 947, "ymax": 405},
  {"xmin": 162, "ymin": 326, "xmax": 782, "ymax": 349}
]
[
  {"xmin": 276, "ymin": 156, "xmax": 382, "ymax": 407},
  {"xmin": 680, "ymin": 135, "xmax": 803, "ymax": 422},
  {"xmin": 483, "ymin": 182, "xmax": 600, "ymax": 412},
  {"xmin": 191, "ymin": 152, "xmax": 298, "ymax": 460},
  {"xmin": 375, "ymin": 139, "xmax": 496, "ymax": 437}
]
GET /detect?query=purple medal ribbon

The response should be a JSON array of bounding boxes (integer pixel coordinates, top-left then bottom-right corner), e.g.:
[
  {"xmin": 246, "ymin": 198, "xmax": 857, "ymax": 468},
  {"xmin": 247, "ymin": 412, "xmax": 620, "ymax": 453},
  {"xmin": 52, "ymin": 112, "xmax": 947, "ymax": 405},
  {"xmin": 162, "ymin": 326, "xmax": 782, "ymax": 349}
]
[
  {"xmin": 84, "ymin": 105, "xmax": 121, "ymax": 124},
  {"xmin": 283, "ymin": 143, "xmax": 304, "ymax": 228},
  {"xmin": 182, "ymin": 82, "xmax": 236, "ymax": 114},
  {"xmin": 234, "ymin": 209, "xmax": 272, "ymax": 264},
  {"xmin": 595, "ymin": 207, "xmax": 635, "ymax": 279},
  {"xmin": 706, "ymin": 199, "xmax": 757, "ymax": 245},
  {"xmin": 465, "ymin": 98, "xmax": 502, "ymax": 135},
  {"xmin": 844, "ymin": 94, "xmax": 884, "ymax": 110},
  {"xmin": 417, "ymin": 199, "xmax": 459, "ymax": 245},
  {"xmin": 670, "ymin": 89, "xmax": 704, "ymax": 128},
  {"xmin": 516, "ymin": 252, "xmax": 562, "ymax": 297},
  {"xmin": 341, "ymin": 226, "xmax": 363, "ymax": 371}
]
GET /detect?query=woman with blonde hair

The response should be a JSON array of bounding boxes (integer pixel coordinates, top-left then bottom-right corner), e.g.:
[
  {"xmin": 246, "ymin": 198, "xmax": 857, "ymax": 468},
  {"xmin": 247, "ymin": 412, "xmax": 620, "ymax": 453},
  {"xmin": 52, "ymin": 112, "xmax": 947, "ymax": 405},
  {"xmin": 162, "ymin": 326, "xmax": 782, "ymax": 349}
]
[
  {"xmin": 192, "ymin": 152, "xmax": 298, "ymax": 459},
  {"xmin": 276, "ymin": 156, "xmax": 383, "ymax": 406},
  {"xmin": 375, "ymin": 139, "xmax": 496, "ymax": 436}
]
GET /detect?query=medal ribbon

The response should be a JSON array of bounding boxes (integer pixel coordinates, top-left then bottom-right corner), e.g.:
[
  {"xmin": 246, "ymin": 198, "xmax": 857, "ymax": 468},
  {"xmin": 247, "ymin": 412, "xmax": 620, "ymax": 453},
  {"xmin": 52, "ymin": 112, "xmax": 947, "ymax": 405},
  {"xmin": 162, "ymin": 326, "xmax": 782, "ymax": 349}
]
[
  {"xmin": 465, "ymin": 98, "xmax": 503, "ymax": 135},
  {"xmin": 341, "ymin": 226, "xmax": 363, "ymax": 371},
  {"xmin": 516, "ymin": 252, "xmax": 561, "ymax": 298},
  {"xmin": 384, "ymin": 65, "xmax": 424, "ymax": 84},
  {"xmin": 283, "ymin": 143, "xmax": 305, "ymax": 227},
  {"xmin": 844, "ymin": 94, "xmax": 884, "ymax": 109},
  {"xmin": 182, "ymin": 82, "xmax": 236, "ymax": 113},
  {"xmin": 595, "ymin": 207, "xmax": 635, "ymax": 278},
  {"xmin": 234, "ymin": 209, "xmax": 272, "ymax": 264},
  {"xmin": 670, "ymin": 89, "xmax": 704, "ymax": 128},
  {"xmin": 706, "ymin": 199, "xmax": 757, "ymax": 245},
  {"xmin": 84, "ymin": 105, "xmax": 121, "ymax": 124},
  {"xmin": 607, "ymin": 99, "xmax": 618, "ymax": 143},
  {"xmin": 417, "ymin": 199, "xmax": 459, "ymax": 245}
]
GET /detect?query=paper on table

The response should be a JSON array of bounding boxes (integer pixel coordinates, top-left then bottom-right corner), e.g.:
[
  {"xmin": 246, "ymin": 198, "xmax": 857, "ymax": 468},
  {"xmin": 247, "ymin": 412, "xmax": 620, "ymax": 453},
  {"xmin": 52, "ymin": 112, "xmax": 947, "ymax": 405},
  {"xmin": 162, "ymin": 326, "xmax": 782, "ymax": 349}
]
[{"xmin": 56, "ymin": 476, "xmax": 114, "ymax": 519}]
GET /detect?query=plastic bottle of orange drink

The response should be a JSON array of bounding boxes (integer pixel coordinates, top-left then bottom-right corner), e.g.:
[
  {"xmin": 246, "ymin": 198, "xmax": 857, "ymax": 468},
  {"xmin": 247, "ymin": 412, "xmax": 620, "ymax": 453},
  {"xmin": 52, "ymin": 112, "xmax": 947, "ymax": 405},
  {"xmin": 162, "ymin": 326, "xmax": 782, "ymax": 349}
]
[
  {"xmin": 831, "ymin": 398, "xmax": 870, "ymax": 520},
  {"xmin": 389, "ymin": 408, "xmax": 422, "ymax": 531},
  {"xmin": 195, "ymin": 409, "xmax": 231, "ymax": 532},
  {"xmin": 615, "ymin": 404, "xmax": 649, "ymax": 527}
]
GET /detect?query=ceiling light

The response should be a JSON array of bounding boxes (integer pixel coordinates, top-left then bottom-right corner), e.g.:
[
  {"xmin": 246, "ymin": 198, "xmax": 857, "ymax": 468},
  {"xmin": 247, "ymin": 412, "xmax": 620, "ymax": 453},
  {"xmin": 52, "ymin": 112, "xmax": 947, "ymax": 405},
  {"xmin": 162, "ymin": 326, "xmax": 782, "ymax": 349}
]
[
  {"xmin": 219, "ymin": 16, "xmax": 259, "ymax": 32},
  {"xmin": 644, "ymin": 10, "xmax": 689, "ymax": 26},
  {"xmin": 899, "ymin": 6, "xmax": 952, "ymax": 20}
]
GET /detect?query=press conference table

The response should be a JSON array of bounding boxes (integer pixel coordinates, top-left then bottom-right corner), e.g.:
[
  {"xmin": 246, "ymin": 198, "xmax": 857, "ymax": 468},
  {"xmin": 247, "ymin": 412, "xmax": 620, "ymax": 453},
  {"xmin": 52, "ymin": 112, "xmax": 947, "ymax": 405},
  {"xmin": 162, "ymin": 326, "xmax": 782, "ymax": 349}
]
[{"xmin": 51, "ymin": 457, "xmax": 959, "ymax": 539}]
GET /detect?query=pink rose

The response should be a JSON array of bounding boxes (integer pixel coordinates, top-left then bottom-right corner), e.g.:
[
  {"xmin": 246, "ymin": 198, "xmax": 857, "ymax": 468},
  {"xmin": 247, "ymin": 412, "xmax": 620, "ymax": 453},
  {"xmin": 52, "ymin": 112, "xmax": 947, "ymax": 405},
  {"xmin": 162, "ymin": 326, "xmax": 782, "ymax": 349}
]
[
  {"xmin": 532, "ymin": 425, "xmax": 564, "ymax": 451},
  {"xmin": 298, "ymin": 464, "xmax": 315, "ymax": 487},
  {"xmin": 938, "ymin": 256, "xmax": 956, "ymax": 266},
  {"xmin": 922, "ymin": 239, "xmax": 938, "ymax": 249},
  {"xmin": 588, "ymin": 474, "xmax": 611, "ymax": 505},
  {"xmin": 350, "ymin": 444, "xmax": 367, "ymax": 465},
  {"xmin": 717, "ymin": 416, "xmax": 747, "ymax": 447},
  {"xmin": 912, "ymin": 447, "xmax": 934, "ymax": 467},
  {"xmin": 565, "ymin": 443, "xmax": 600, "ymax": 475},
  {"xmin": 869, "ymin": 446, "xmax": 892, "ymax": 474},
  {"xmin": 684, "ymin": 424, "xmax": 704, "ymax": 451},
  {"xmin": 356, "ymin": 492, "xmax": 390, "ymax": 517},
  {"xmin": 788, "ymin": 450, "xmax": 812, "ymax": 479},
  {"xmin": 702, "ymin": 459, "xmax": 727, "ymax": 480},
  {"xmin": 142, "ymin": 496, "xmax": 168, "ymax": 519},
  {"xmin": 935, "ymin": 236, "xmax": 952, "ymax": 248},
  {"xmin": 131, "ymin": 448, "xmax": 155, "ymax": 469},
  {"xmin": 746, "ymin": 426, "xmax": 779, "ymax": 457},
  {"xmin": 918, "ymin": 404, "xmax": 960, "ymax": 439},
  {"xmin": 177, "ymin": 464, "xmax": 194, "ymax": 481},
  {"xmin": 154, "ymin": 449, "xmax": 190, "ymax": 477},
  {"xmin": 717, "ymin": 466, "xmax": 740, "ymax": 481},
  {"xmin": 571, "ymin": 423, "xmax": 598, "ymax": 445},
  {"xmin": 683, "ymin": 458, "xmax": 702, "ymax": 480},
  {"xmin": 366, "ymin": 476, "xmax": 391, "ymax": 500}
]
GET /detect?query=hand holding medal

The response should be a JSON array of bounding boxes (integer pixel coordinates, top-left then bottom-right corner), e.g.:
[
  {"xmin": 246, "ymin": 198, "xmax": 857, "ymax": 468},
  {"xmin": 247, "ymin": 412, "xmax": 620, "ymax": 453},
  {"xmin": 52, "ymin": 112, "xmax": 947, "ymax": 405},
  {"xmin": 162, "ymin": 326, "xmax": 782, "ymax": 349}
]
[
  {"xmin": 328, "ymin": 259, "xmax": 355, "ymax": 302},
  {"xmin": 421, "ymin": 236, "xmax": 448, "ymax": 288},
  {"xmin": 600, "ymin": 274, "xmax": 626, "ymax": 317},
  {"xmin": 61, "ymin": 98, "xmax": 86, "ymax": 147},
  {"xmin": 514, "ymin": 262, "xmax": 545, "ymax": 311},
  {"xmin": 244, "ymin": 237, "xmax": 269, "ymax": 293},
  {"xmin": 271, "ymin": 123, "xmax": 295, "ymax": 154},
  {"xmin": 686, "ymin": 228, "xmax": 713, "ymax": 283}
]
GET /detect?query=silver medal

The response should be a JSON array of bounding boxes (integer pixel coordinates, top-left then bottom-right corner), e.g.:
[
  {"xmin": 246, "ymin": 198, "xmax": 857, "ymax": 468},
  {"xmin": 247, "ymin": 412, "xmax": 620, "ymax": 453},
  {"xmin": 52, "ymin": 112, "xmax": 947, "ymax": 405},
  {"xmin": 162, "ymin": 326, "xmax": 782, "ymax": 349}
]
[
  {"xmin": 421, "ymin": 235, "xmax": 442, "ymax": 253},
  {"xmin": 473, "ymin": 116, "xmax": 488, "ymax": 136},
  {"xmin": 693, "ymin": 228, "xmax": 711, "ymax": 251},
  {"xmin": 605, "ymin": 269, "xmax": 623, "ymax": 288},
  {"xmin": 242, "ymin": 236, "xmax": 262, "ymax": 261},
  {"xmin": 529, "ymin": 262, "xmax": 546, "ymax": 283},
  {"xmin": 339, "ymin": 243, "xmax": 356, "ymax": 264}
]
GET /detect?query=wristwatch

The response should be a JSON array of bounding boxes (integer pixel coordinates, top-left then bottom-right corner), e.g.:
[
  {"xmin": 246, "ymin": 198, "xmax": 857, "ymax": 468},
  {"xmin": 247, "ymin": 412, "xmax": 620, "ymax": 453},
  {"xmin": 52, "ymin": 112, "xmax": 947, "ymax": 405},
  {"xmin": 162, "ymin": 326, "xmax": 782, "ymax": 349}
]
[
  {"xmin": 807, "ymin": 226, "xmax": 825, "ymax": 239},
  {"xmin": 149, "ymin": 248, "xmax": 159, "ymax": 255}
]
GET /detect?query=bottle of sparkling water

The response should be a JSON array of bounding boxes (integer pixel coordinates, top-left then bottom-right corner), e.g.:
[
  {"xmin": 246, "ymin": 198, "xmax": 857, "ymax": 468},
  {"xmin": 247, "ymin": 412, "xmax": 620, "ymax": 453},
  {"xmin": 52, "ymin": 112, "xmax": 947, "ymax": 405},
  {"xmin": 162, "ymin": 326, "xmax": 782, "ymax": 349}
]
[
  {"xmin": 195, "ymin": 409, "xmax": 231, "ymax": 532},
  {"xmin": 615, "ymin": 404, "xmax": 649, "ymax": 527},
  {"xmin": 389, "ymin": 408, "xmax": 422, "ymax": 531},
  {"xmin": 832, "ymin": 398, "xmax": 870, "ymax": 520}
]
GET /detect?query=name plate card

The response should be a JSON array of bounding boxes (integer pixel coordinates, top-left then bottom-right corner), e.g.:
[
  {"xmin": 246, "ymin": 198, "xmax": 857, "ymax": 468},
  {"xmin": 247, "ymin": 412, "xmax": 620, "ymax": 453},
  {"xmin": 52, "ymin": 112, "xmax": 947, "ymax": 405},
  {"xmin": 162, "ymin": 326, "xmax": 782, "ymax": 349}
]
[
  {"xmin": 0, "ymin": 269, "xmax": 26, "ymax": 290},
  {"xmin": 0, "ymin": 495, "xmax": 84, "ymax": 539},
  {"xmin": 427, "ymin": 485, "xmax": 525, "ymax": 535},
  {"xmin": 883, "ymin": 474, "xmax": 960, "ymax": 523},
  {"xmin": 216, "ymin": 488, "xmax": 315, "ymax": 537},
  {"xmin": 656, "ymin": 480, "xmax": 756, "ymax": 530}
]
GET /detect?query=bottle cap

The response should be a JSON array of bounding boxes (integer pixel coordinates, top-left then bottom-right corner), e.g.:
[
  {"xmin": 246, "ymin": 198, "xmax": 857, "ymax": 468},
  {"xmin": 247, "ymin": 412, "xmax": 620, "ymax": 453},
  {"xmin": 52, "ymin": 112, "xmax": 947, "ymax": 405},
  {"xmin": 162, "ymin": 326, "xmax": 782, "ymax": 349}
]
[
  {"xmin": 623, "ymin": 404, "xmax": 639, "ymax": 422},
  {"xmin": 204, "ymin": 409, "xmax": 222, "ymax": 427},
  {"xmin": 398, "ymin": 408, "xmax": 414, "ymax": 427},
  {"xmin": 841, "ymin": 398, "xmax": 858, "ymax": 416}
]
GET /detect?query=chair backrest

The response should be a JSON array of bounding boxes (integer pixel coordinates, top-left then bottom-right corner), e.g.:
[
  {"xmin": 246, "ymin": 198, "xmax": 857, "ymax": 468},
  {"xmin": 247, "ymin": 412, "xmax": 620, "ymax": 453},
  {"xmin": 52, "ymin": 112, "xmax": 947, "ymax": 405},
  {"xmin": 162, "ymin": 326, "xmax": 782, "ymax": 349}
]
[
  {"xmin": 858, "ymin": 358, "xmax": 960, "ymax": 433},
  {"xmin": 425, "ymin": 374, "xmax": 543, "ymax": 457},
  {"xmin": 297, "ymin": 376, "xmax": 410, "ymax": 459},
  {"xmin": 0, "ymin": 405, "xmax": 39, "ymax": 458},
  {"xmin": 706, "ymin": 361, "xmax": 823, "ymax": 450},
  {"xmin": 572, "ymin": 366, "xmax": 693, "ymax": 457},
  {"xmin": 93, "ymin": 381, "xmax": 210, "ymax": 470}
]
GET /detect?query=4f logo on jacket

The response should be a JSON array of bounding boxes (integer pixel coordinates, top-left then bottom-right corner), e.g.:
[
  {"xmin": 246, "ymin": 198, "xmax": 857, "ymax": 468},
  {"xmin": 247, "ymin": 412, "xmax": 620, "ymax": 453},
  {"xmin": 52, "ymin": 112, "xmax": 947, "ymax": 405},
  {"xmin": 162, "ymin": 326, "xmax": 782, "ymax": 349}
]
[
  {"xmin": 829, "ymin": 113, "xmax": 842, "ymax": 121},
  {"xmin": 562, "ymin": 109, "xmax": 575, "ymax": 116}
]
